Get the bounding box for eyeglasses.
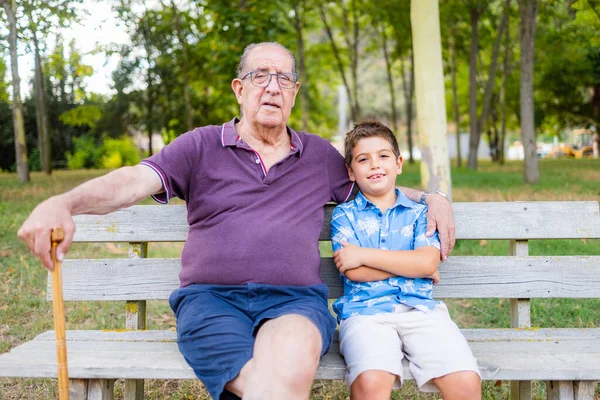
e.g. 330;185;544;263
241;71;299;89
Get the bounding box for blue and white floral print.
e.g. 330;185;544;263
332;189;441;321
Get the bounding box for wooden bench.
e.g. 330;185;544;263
1;201;599;400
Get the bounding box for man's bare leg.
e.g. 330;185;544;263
225;314;322;400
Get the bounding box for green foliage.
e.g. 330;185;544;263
66;134;141;170
66;135;103;169
59;104;101;128
101;136;141;168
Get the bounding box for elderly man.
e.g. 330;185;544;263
18;42;455;400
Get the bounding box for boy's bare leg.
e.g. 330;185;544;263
350;370;396;400
432;371;481;400
225;314;322;400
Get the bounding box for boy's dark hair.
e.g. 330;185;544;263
344;120;400;166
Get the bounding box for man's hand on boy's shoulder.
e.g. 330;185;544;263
425;193;456;262
333;242;364;273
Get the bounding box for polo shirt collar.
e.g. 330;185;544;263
221;117;304;155
355;188;414;211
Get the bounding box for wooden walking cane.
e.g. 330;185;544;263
51;227;70;400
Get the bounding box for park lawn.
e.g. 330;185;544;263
0;159;598;399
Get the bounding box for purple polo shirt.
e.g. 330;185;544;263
141;118;353;287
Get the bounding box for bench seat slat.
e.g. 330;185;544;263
2;329;600;381
49;256;600;301
71;201;600;242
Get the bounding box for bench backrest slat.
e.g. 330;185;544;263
48;256;600;301
72;201;600;242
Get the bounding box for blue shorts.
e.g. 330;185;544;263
169;283;337;400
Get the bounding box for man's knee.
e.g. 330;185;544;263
351;370;395;399
254;314;322;382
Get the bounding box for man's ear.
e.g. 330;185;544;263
291;81;301;107
346;164;356;182
231;79;243;105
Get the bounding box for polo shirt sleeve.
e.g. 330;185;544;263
139;129;199;204
330;206;361;253
327;143;354;203
413;206;441;251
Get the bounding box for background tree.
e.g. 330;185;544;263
1;0;29;183
21;0;81;174
518;0;540;183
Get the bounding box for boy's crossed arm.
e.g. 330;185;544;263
333;242;440;284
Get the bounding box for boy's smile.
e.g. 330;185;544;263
348;136;403;209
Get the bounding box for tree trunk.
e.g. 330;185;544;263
293;1;309;132
518;0;540;183
592;83;600;122
400;53;415;164
411;0;452;198
319;5;356;122
499;14;511;165
350;0;360;120
467;6;480;170
449;30;462;167
146;52;154;156
379;22;398;134
171;0;193;131
478;0;510;143
33;31;51;174
2;0;30;183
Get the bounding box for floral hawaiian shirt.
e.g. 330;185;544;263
331;189;441;321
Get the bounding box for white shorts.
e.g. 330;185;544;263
339;302;480;392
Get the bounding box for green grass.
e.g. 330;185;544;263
1;159;599;399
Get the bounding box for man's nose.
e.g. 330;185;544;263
265;75;281;93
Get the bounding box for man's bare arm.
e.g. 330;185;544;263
18;165;163;270
398;186;456;261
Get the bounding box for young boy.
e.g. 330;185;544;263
331;121;481;400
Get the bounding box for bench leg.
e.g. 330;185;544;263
511;381;532;400
70;379;89;400
87;379;115;400
546;381;597;400
546;381;575;400
574;381;597;400
124;378;144;400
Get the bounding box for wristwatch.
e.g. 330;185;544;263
420;190;447;205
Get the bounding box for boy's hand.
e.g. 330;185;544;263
427;270;441;285
425;193;456;261
333;242;364;273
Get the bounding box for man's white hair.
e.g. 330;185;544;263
237;42;297;78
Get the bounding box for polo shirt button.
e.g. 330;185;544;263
382;239;386;243
255;158;260;164
378;212;382;217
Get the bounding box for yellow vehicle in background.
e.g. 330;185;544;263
545;129;594;159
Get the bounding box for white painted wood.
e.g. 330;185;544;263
126;243;147;330
3;329;600;381
46;255;600;301
70;378;88;400
124;245;145;400
71;202;600;242
546;381;575;400
87;379;114;400
124;379;143;400
6;200;600;392
510;240;532;400
511;381;532;400
573;381;596;400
